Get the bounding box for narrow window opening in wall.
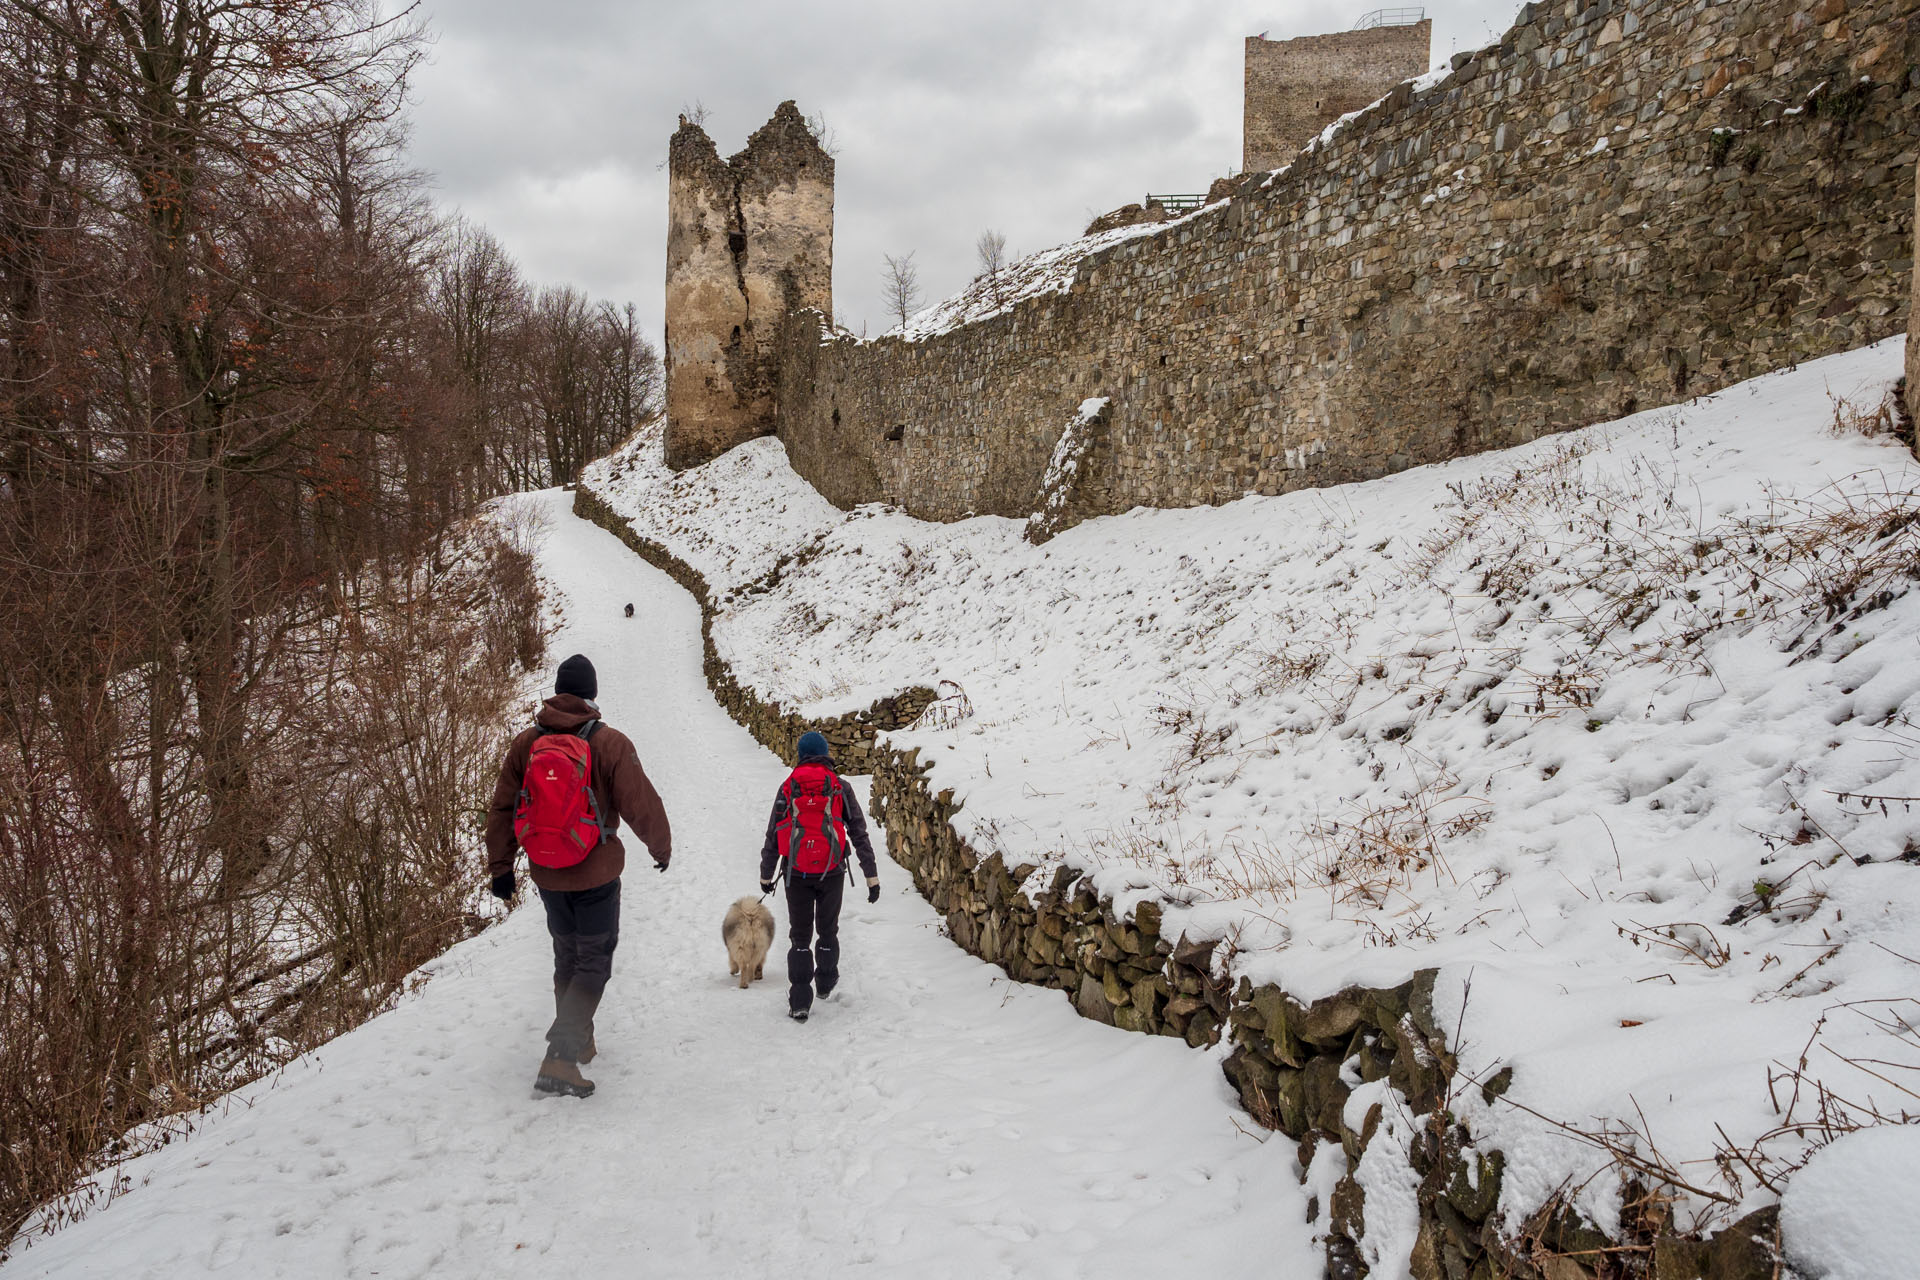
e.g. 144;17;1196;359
727;231;747;257
830;407;841;427
885;423;906;442
1159;354;1168;366
731;325;742;344
1295;317;1308;333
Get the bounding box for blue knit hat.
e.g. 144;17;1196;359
796;730;830;762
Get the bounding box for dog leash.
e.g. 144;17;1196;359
758;855;789;904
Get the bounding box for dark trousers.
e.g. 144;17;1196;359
785;872;845;1013
538;878;620;1063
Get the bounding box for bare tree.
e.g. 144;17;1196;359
0;0;586;1249
977;229;1008;277
524;287;662;485
882;251;923;330
805;108;840;157
430;220;535;490
976;229;1009;305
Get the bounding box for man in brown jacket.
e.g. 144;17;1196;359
485;654;672;1098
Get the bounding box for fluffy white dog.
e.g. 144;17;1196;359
722;897;776;989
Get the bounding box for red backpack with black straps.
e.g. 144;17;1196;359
776;763;850;875
513;722;613;869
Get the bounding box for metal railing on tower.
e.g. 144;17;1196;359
1353;7;1425;29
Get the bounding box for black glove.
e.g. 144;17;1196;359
760;879;776;895
489;871;515;901
654;858;669;874
867;883;881;904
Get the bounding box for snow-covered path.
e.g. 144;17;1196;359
11;490;1311;1280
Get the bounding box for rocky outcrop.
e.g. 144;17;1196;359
1081;201;1168;237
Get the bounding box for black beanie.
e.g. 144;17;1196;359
555;654;597;700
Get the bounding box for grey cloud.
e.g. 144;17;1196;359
409;0;1523;343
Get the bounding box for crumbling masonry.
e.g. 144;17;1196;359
663;102;832;471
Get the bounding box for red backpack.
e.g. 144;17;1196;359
776;763;850;875
513;723;612;869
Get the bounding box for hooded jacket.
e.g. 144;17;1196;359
486;694;672;892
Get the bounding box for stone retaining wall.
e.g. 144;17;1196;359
572;480;1780;1279
779;0;1919;530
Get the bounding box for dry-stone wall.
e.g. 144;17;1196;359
573;478;1785;1279
780;0;1919;528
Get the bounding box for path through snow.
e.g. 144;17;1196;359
9;490;1311;1280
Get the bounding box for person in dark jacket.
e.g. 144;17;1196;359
759;730;879;1022
486;654;672;1098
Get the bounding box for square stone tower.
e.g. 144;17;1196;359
664;102;833;471
1243;12;1432;173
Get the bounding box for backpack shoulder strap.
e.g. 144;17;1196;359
578;719;602;741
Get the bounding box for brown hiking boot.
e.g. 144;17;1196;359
534;1057;595;1098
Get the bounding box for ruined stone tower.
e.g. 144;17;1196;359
1242;13;1431;173
664;101;833;471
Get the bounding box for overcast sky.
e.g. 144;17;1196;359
407;0;1523;345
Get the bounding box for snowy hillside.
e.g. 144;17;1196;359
583;339;1920;1256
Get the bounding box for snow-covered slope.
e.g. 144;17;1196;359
583;339;1920;1253
882;215;1200;342
7;491;1312;1278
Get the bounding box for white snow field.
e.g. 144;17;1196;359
8;490;1315;1279
581;338;1920;1263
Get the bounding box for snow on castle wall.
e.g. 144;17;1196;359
664;103;833;472
776;0;1918;527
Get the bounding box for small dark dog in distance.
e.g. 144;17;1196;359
624;603;634;618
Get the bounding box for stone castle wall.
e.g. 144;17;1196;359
664;103;833;471
1244;20;1434;173
777;0;1919;528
